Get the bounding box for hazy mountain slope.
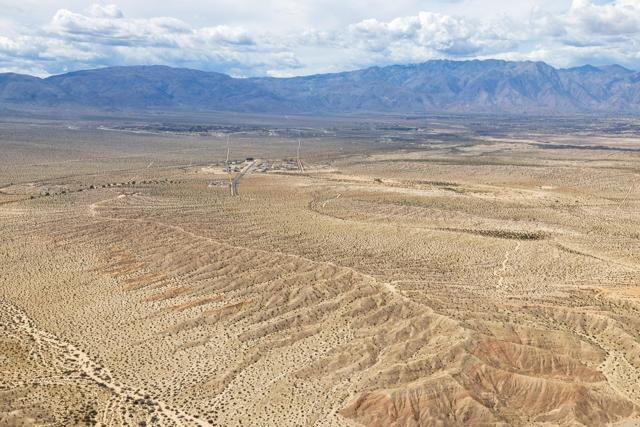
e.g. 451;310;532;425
557;65;639;110
255;60;584;113
0;73;69;105
45;65;287;111
1;60;639;113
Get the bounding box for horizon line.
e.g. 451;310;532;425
2;59;636;80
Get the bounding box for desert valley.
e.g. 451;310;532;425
1;112;640;426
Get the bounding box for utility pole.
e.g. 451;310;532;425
297;139;304;173
225;135;237;196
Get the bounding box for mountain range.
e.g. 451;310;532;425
1;60;639;114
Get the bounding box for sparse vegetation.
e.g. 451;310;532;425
1;113;640;427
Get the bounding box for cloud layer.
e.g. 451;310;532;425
0;0;639;77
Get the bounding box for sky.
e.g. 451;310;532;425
0;0;639;77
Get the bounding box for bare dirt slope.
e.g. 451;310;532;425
1;116;640;426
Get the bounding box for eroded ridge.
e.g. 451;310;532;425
16;190;635;426
3;117;640;427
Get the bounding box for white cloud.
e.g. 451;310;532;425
49;8;192;46
567;0;640;35
88;4;124;19
197;26;256;46
0;1;639;77
347;11;520;60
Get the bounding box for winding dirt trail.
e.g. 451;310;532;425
1;298;210;427
495;241;520;289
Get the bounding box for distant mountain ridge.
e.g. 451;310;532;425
1;60;639;114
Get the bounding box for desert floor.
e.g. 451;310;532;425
1;115;640;426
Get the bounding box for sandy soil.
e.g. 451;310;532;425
2;117;640;426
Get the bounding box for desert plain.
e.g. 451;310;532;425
1;113;640;427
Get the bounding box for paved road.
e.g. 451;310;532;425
231;160;256;195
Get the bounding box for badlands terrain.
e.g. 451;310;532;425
1;113;640;426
